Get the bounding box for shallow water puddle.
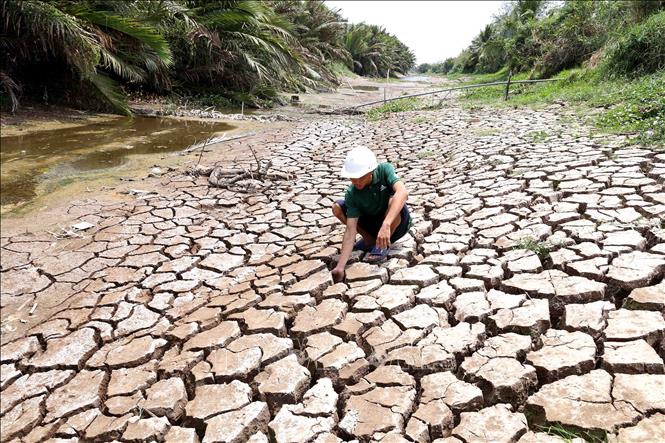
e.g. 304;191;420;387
0;116;234;206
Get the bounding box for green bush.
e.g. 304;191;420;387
600;11;665;77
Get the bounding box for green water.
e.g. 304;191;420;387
0;116;234;206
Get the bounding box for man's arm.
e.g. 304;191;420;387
376;181;408;249
332;217;358;282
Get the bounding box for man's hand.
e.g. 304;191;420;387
331;266;345;283
376;222;391;250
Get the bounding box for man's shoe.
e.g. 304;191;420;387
353;239;373;252
365;246;389;261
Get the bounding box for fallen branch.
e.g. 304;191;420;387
182;132;256;154
206;150;291;192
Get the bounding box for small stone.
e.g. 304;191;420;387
353;284;417;314
562;301;615;337
612;413;665;443
416;281;456;308
390;265;439;287
0;395;44;442
26;328;98;370
612;373;665;413
392;304;442;330
501;270;605;303
203;402;270;443
165;426;201;443
226;333;293;366
453;404;528;443
107;362;157;396
604;309;665;345
606;251;665;289
453;291;491;323
286;270;332;297
139;377;188;421
420;371;483;412
292;299;347;337
345;262;389;283
84;413;132;440
255;354;311;408
122;416;171;442
488;299;550;336
601;340;664;374
183;321;241;351
186;381;252;422
526;329;597;383
623;280;665;312
45;370;104;422
526;370;640;433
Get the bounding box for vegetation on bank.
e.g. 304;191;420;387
407;1;664;147
418;1;664;78
0;0;415;115
459;69;665;146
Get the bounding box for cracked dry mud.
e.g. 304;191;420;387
2;102;665;443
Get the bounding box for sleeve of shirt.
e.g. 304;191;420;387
344;189;361;218
383;163;400;187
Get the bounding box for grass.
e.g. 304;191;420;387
538;424;608;443
473;128;500;137
416;149;435;159
523;130;550;143
451;68;665;147
365;98;421;121
514;236;552;261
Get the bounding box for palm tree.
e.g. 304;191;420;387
343;23;413;77
1;0;173;114
273;0;350;86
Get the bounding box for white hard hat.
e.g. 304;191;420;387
340;146;378;178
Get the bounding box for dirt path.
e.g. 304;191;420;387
1;100;664;442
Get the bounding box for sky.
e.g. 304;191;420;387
325;1;505;64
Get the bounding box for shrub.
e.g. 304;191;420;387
600;11;665;77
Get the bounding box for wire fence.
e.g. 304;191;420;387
347;74;562;113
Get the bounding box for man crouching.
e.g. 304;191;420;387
331;146;411;283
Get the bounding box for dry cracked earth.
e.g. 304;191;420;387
1;103;665;443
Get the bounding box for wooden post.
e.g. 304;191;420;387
504;70;513;101
241;102;244;115
384;69;390;104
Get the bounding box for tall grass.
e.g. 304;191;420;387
365;98;421;121
456;69;665;147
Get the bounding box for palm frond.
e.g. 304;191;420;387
89;71;131;115
68;7;173;65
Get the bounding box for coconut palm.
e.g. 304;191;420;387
343;23;413;77
1;0;173;114
272;0;350;86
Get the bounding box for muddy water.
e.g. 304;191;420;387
0;116;234;207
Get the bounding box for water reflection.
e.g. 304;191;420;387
0;116;234;206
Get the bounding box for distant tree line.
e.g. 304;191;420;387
0;0;415;114
417;0;665;78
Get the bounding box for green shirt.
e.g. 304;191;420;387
345;162;400;218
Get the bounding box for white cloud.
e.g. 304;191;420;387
326;1;505;64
